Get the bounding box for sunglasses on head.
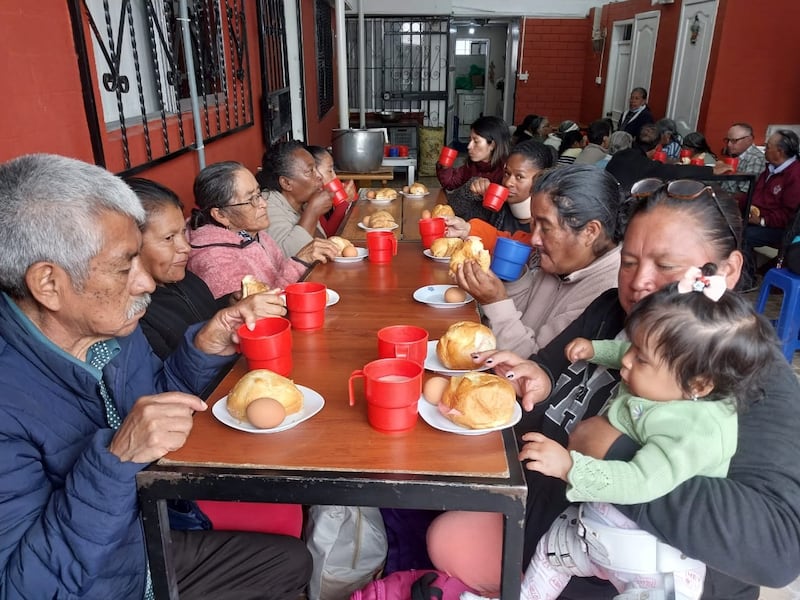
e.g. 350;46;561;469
630;178;739;249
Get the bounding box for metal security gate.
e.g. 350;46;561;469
345;17;449;127
257;0;292;145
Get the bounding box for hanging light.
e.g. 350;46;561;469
468;27;475;35
690;15;701;45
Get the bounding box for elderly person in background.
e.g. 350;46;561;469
187;161;330;299
259;140;341;257
618;87;654;138
129;178;286;359
596;130;632;169
452;165;623;358
575;119;611;165
722;122;766;195
607;123;731;194
0;154;312;599
740;129;800;290
655;117;682;160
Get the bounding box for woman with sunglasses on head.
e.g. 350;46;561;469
187;161;333;299
427;178;800;600
258;140;341;258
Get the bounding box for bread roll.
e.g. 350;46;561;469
365;210;396;228
449;236;490;276
375;187;398;200
436;321;496;370
431;204;455;218
328;236;353;255
227;370;304;421
241;275;269;298
430;237;463;258
408;182;428;195
440;372;516;429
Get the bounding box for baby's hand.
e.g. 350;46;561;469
564;337;594;363
519;432;572;480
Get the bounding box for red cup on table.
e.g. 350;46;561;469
236;317;293;376
418;217;446;249
377;325;429;366
398;145;409;157
482;183;510;212
366;231;398;263
284;282;327;331
324;178;349;206
679;148;693;160
348;358;423;434
722;156;739;172
438;147;458;168
384;145;391;157
690;157;705;166
653;150;667;163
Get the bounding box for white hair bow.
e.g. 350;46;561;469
676;266;726;301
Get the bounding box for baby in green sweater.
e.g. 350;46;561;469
516;264;782;600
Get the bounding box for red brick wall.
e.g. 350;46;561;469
514;18;592;129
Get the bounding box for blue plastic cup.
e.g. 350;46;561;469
491;237;533;281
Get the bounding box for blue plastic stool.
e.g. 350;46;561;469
755;267;800;361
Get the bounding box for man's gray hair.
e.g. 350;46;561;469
0;154;145;298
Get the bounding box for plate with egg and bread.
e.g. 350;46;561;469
423;322;495;376
413;284;473;308
212;370;325;434
362;187;399;205
329;236;368;263
400;182;430;199
418;370;522;435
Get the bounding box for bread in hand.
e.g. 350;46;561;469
226;369;303;421
436;321;496;370
448;236;490;276
242;275;270;297
439;371;516;429
328;236;353;255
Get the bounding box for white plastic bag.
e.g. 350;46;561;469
305;505;388;600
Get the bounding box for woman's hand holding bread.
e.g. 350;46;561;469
473;350;552;412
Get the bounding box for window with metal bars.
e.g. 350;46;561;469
315;0;334;118
73;0;253;174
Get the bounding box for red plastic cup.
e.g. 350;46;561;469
324;178;349;206
653;150;667;163
377;325;429;366
398;145;409;157
679;148;693;160
690;157;705;166
438;147;458;168
284;282;327;331
418;217;446;249
349;358;423;433
482;183;510;212
384;145;391;157
236;317;293;376
722;156;739;172
367;231;398;263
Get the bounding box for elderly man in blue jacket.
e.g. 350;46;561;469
0;154;312;599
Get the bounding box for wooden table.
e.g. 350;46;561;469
137;228;526;600
340;187;450;242
337;168;394;188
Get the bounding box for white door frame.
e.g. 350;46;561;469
666;0;719;130
602;19;633;121
628;10;660;95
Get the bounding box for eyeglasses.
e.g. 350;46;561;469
630;178;739;248
225;190;266;209
723;135;751;145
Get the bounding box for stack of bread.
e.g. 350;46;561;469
436;321;496;370
439;372;516;429
362;210;396;229
366;188;398;201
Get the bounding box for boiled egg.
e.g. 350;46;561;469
423;376;449;405
443;286;467;303
421;209;432;220
341;245;359;258
245;397;286;429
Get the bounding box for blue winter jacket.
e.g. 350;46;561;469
0;294;233;599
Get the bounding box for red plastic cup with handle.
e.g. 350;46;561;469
438;147;458;168
324;178;349;206
482;183;510;212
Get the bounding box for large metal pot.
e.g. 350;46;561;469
331;128;385;173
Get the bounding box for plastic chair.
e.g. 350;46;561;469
755;267;800;361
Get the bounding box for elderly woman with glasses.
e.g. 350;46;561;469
427;178;800;599
258;140;341;258
187;161;331;299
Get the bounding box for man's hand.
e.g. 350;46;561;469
109;393;206;463
468;177;492;196
564;337;594;363
296;238;339;263
453;261;507;304
518;432;572;480
473;349;552;411
712;161;734;175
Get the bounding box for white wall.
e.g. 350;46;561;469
350;0;607;17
